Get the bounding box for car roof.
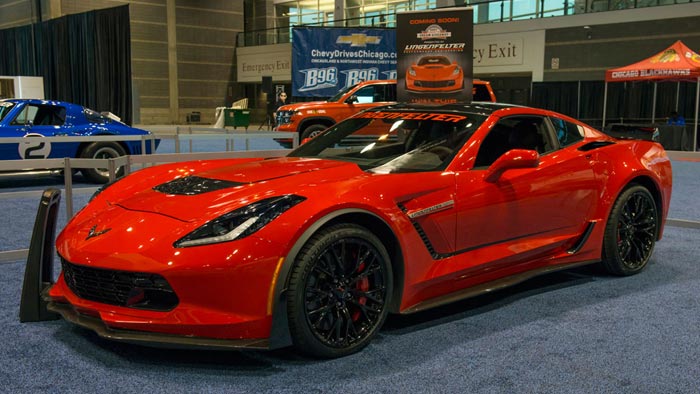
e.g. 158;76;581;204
0;98;83;109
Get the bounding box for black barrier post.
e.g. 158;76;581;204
19;188;62;322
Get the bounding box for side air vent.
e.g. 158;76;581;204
578;141;615;152
153;176;245;195
398;203;442;260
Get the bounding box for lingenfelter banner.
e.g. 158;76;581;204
396;8;473;104
292;27;397;97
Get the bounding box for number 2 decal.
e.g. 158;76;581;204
18;133;52;159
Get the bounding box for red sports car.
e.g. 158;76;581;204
406;55;464;92
46;103;672;358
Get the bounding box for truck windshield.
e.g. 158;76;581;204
288;110;486;173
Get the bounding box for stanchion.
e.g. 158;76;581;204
19;188;62;323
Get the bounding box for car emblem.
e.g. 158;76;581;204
86;225;111;240
407;200;455;219
336;34;381;47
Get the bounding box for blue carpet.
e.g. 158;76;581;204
668;160;700;222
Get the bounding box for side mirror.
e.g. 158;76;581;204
346;95;358;104
484;149;539;183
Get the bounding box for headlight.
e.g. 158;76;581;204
452;66;460;75
174;194;306;247
408;68;416;76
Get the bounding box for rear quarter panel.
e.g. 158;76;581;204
588;140;672;239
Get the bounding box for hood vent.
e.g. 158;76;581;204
153;176;245;195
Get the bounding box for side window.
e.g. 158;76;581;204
354;86;375;103
473;84;491;101
549;117;584;147
373;84;395;102
33;105;66;126
474;116;551;168
11;105;38;125
386;84;397;101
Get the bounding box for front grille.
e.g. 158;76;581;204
415;80;455;88
61;258;179;311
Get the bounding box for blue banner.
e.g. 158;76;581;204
292;27;397;97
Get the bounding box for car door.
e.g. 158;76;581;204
0;102;41;160
450;114;598;275
3;103;71;160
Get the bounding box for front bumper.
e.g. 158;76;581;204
406;77;462;92
46;299;270;350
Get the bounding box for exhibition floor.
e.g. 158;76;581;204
1;159;698;393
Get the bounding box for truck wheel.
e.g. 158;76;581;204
301;124;328;140
80;142;127;183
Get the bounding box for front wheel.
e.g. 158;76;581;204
601;184;658;276
287;223;393;358
300;124;327;140
80;142;127;183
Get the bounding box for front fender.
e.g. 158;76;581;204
267;208;395;349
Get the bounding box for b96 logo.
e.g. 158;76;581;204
343;68;379;87
299;67;338;91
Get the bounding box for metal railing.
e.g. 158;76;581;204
0;130;299;217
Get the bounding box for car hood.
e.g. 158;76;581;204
277;101;331;112
114;157;364;222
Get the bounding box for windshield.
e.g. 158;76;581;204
0;102;15;122
288;109;487;173
418;56;451;66
328;83;358;102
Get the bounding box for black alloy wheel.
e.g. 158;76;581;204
602;184;658;276
287;223;392;358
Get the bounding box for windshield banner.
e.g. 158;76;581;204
396;8;474;104
292;27;397;97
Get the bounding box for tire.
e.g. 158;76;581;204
601;184;658;276
80;142;127;184
287;223;393;358
301;124;328;140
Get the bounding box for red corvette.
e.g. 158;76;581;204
406;55;464;92
47;103;672;358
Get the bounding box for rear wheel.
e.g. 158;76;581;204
287;223;393;358
601;184;658;276
301;124;327;140
80;142;127;184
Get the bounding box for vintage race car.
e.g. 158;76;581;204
405;55;464;92
46;103;672;358
0;99;158;183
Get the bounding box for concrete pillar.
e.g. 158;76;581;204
167;0;178;124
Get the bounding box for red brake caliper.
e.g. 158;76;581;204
352;261;369;322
